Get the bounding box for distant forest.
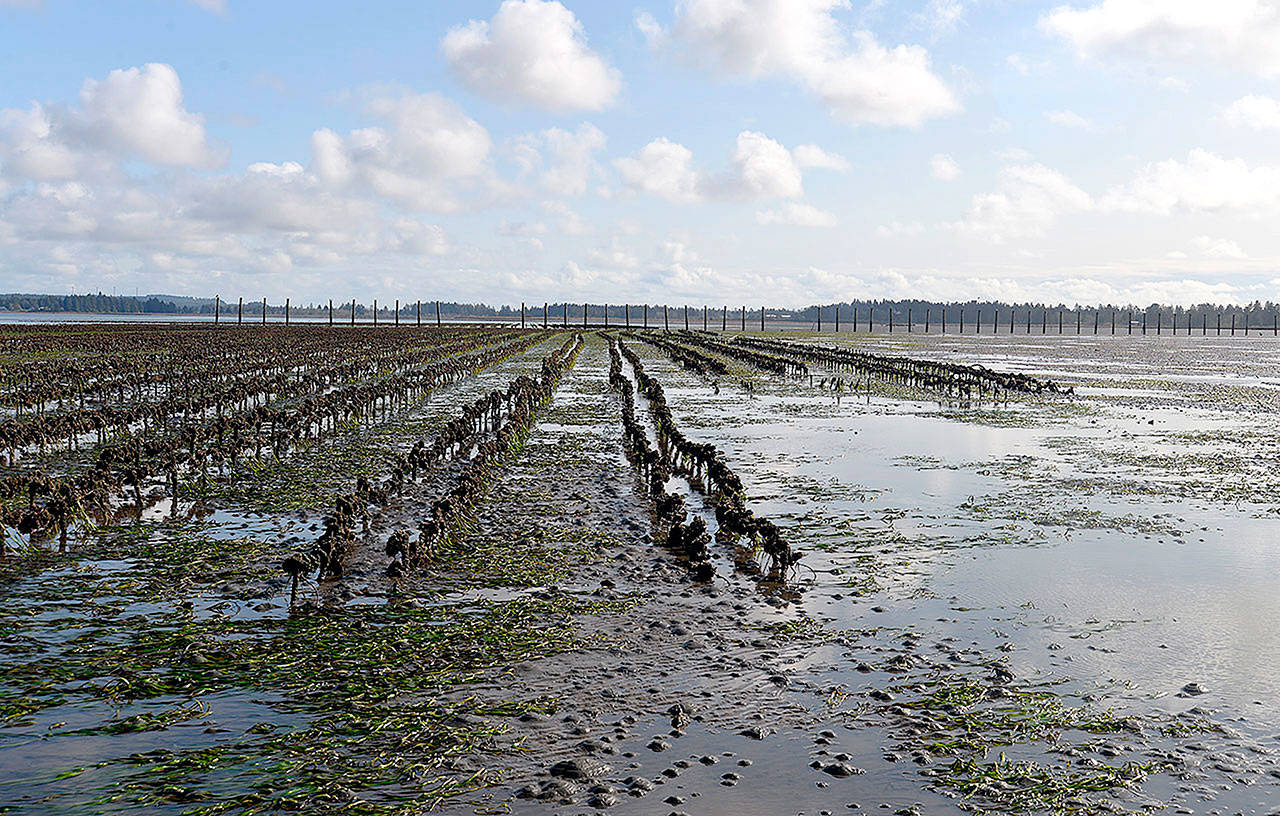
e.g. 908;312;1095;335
4;292;1280;328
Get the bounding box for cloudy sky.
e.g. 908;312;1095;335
3;0;1280;307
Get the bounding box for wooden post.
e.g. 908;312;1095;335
817;306;822;333
285;297;290;325
1026;309;1031;334
437;300;442;327
1076;309;1080;334
1094;310;1098;334
563;302;568;328
373;299;377;326
869;307;874;334
760;306;765;331
1111;310;1115;335
907;307;912;333
394;299;399;326
722;306;727;331
1042;309;1047;334
328;299;333;326
925;307;930;333
262;297;267;324
835;305;840;332
644;303;648;328
704;305;708;331
625;304;630;328
942;308;946;334
958;309;963;334
741;306;746;331
684;304;689;331
1217;312;1221;335
1232;313;1236;335
544;302;548;329
417;301;421;326
604;303;608;327
352;299;356;325
521;302;525;329
889;308;894;333
583;302;587;328
238;297;242;324
1142;311;1147;334
663;304;669;331
1156;312;1161;335
1010;309;1014;334
1058;310;1063;334
214;295;220;325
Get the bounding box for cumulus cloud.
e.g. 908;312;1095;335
0;63;220;177
0;68;468;289
792;143;850;170
718;131;803;198
953;163;1092;241
75;64;221;168
512;123;607;196
664;0;959;127
615;131;812;203
310;92;493;212
930;153;960;180
1041;0;1280;77
1193;235;1247;259
756;202;838;227
613;137;701;202
1101;149;1280;214
1223;94;1280;129
442;0;622;112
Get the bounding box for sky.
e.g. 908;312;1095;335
2;0;1280;308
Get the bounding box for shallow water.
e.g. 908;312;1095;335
635;335;1280;735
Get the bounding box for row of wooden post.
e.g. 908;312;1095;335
208;297;1280;337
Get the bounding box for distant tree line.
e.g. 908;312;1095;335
0;293;194;314
3;293;1280;328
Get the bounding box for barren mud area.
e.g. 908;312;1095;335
2;324;1278;815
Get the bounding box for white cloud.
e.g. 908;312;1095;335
930;153;961;180
77;64;221;168
793;143;850;171
635;10;665;47
1101;149;1280;215
541;200;589;234
0;64;220;177
920;0;968;37
1193;235;1247;258
756;202;838;227
667;0;959;127
1006;54;1031;74
953;163;1092;241
587;241;641;268
513;123;606;196
1042;0;1280;77
188;0;227;13
311;92;493;212
719;130;803;199
1223;94;1280;129
1045;109;1094;129
614;137;701;202
615;130;806;202
442;0;622;112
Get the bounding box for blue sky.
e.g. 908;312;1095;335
2;0;1280;307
